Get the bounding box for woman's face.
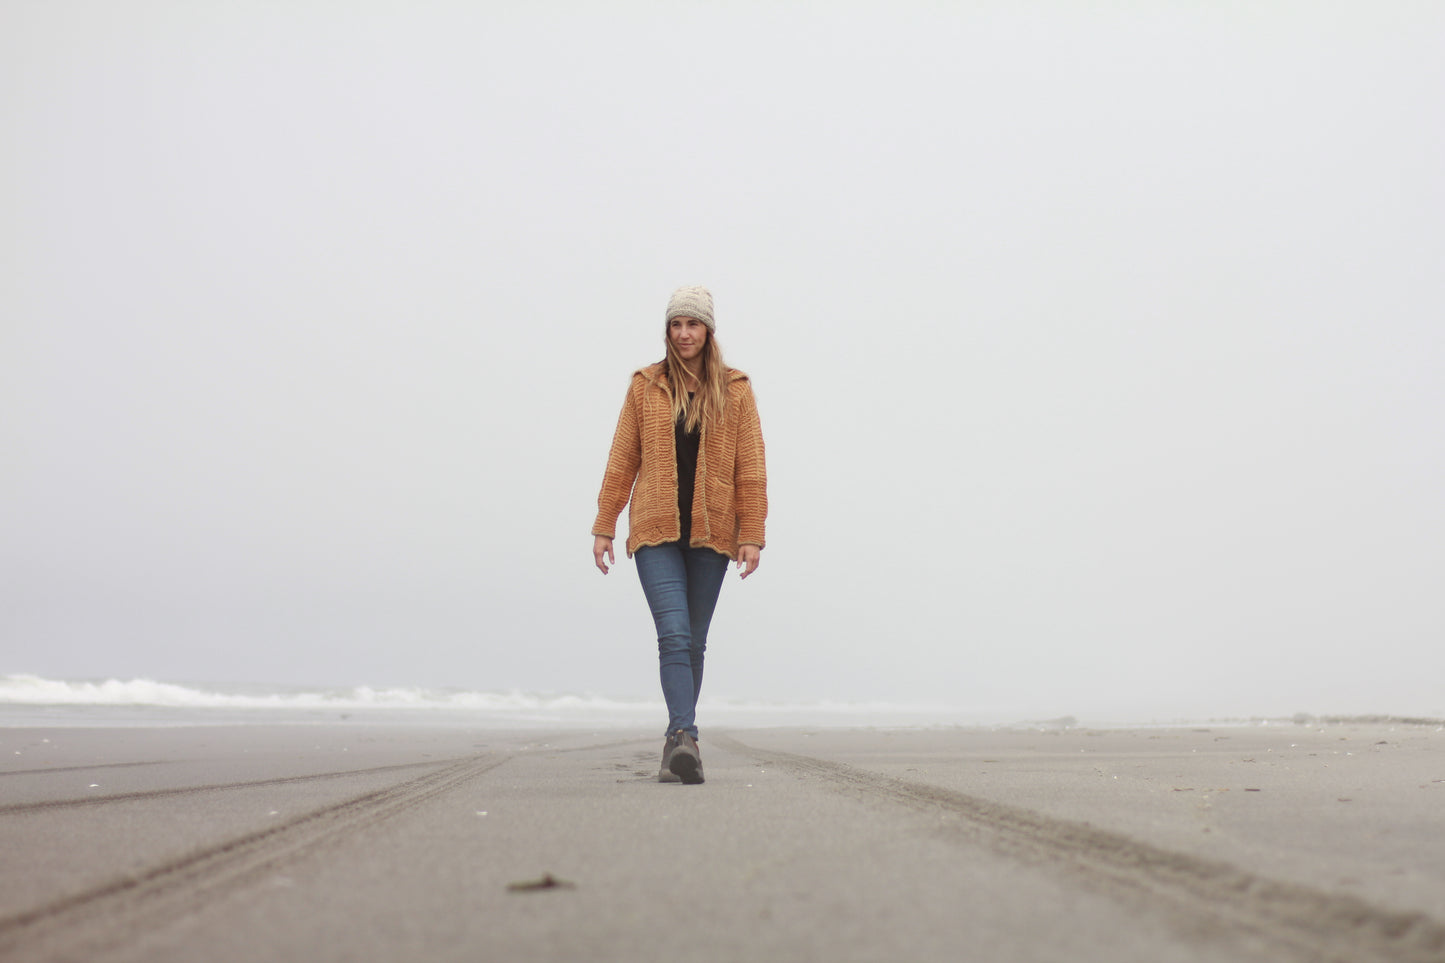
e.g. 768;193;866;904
668;316;708;363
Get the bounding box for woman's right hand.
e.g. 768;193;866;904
593;535;615;574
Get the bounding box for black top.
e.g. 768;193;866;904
675;392;700;545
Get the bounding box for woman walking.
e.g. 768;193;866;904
592;285;768;785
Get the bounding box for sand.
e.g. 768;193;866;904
1;721;1443;962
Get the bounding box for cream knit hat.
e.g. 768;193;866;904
665;285;715;332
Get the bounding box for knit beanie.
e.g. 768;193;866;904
665;285;715;332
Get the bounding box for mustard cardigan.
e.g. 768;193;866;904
593;363;767;559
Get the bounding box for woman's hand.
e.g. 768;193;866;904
737;544;761;580
593;535;615;574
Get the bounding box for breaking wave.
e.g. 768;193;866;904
0;674;654;712
0;674;991;728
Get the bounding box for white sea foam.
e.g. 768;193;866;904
0;674;652;713
0;674;1004;729
8;675;1346;730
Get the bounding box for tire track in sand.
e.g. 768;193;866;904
712;734;1445;963
0;757;471;816
0;753;509;961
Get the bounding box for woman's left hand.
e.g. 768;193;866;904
737;544;761;580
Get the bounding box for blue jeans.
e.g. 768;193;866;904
634;541;730;740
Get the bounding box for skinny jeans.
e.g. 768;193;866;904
634;541;729;740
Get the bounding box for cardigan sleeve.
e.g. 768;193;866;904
592;377;643;539
733;382;768;548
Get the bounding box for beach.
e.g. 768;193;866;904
2;721;1443;962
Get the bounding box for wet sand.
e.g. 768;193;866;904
1;721;1443;962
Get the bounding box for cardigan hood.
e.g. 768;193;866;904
633;362;750;389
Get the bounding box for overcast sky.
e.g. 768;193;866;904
4;1;1442;721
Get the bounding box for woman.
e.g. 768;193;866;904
592;285;768;785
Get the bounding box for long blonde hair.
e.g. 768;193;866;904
664;324;727;433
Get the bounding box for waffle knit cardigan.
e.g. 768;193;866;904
593;363;767;560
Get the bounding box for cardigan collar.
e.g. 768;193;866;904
636;361;749;389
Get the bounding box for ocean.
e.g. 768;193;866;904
0;674;1017;730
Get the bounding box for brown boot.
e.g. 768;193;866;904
658;733;682;783
667;730;704;785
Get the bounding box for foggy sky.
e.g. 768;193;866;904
5;1;1443;721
